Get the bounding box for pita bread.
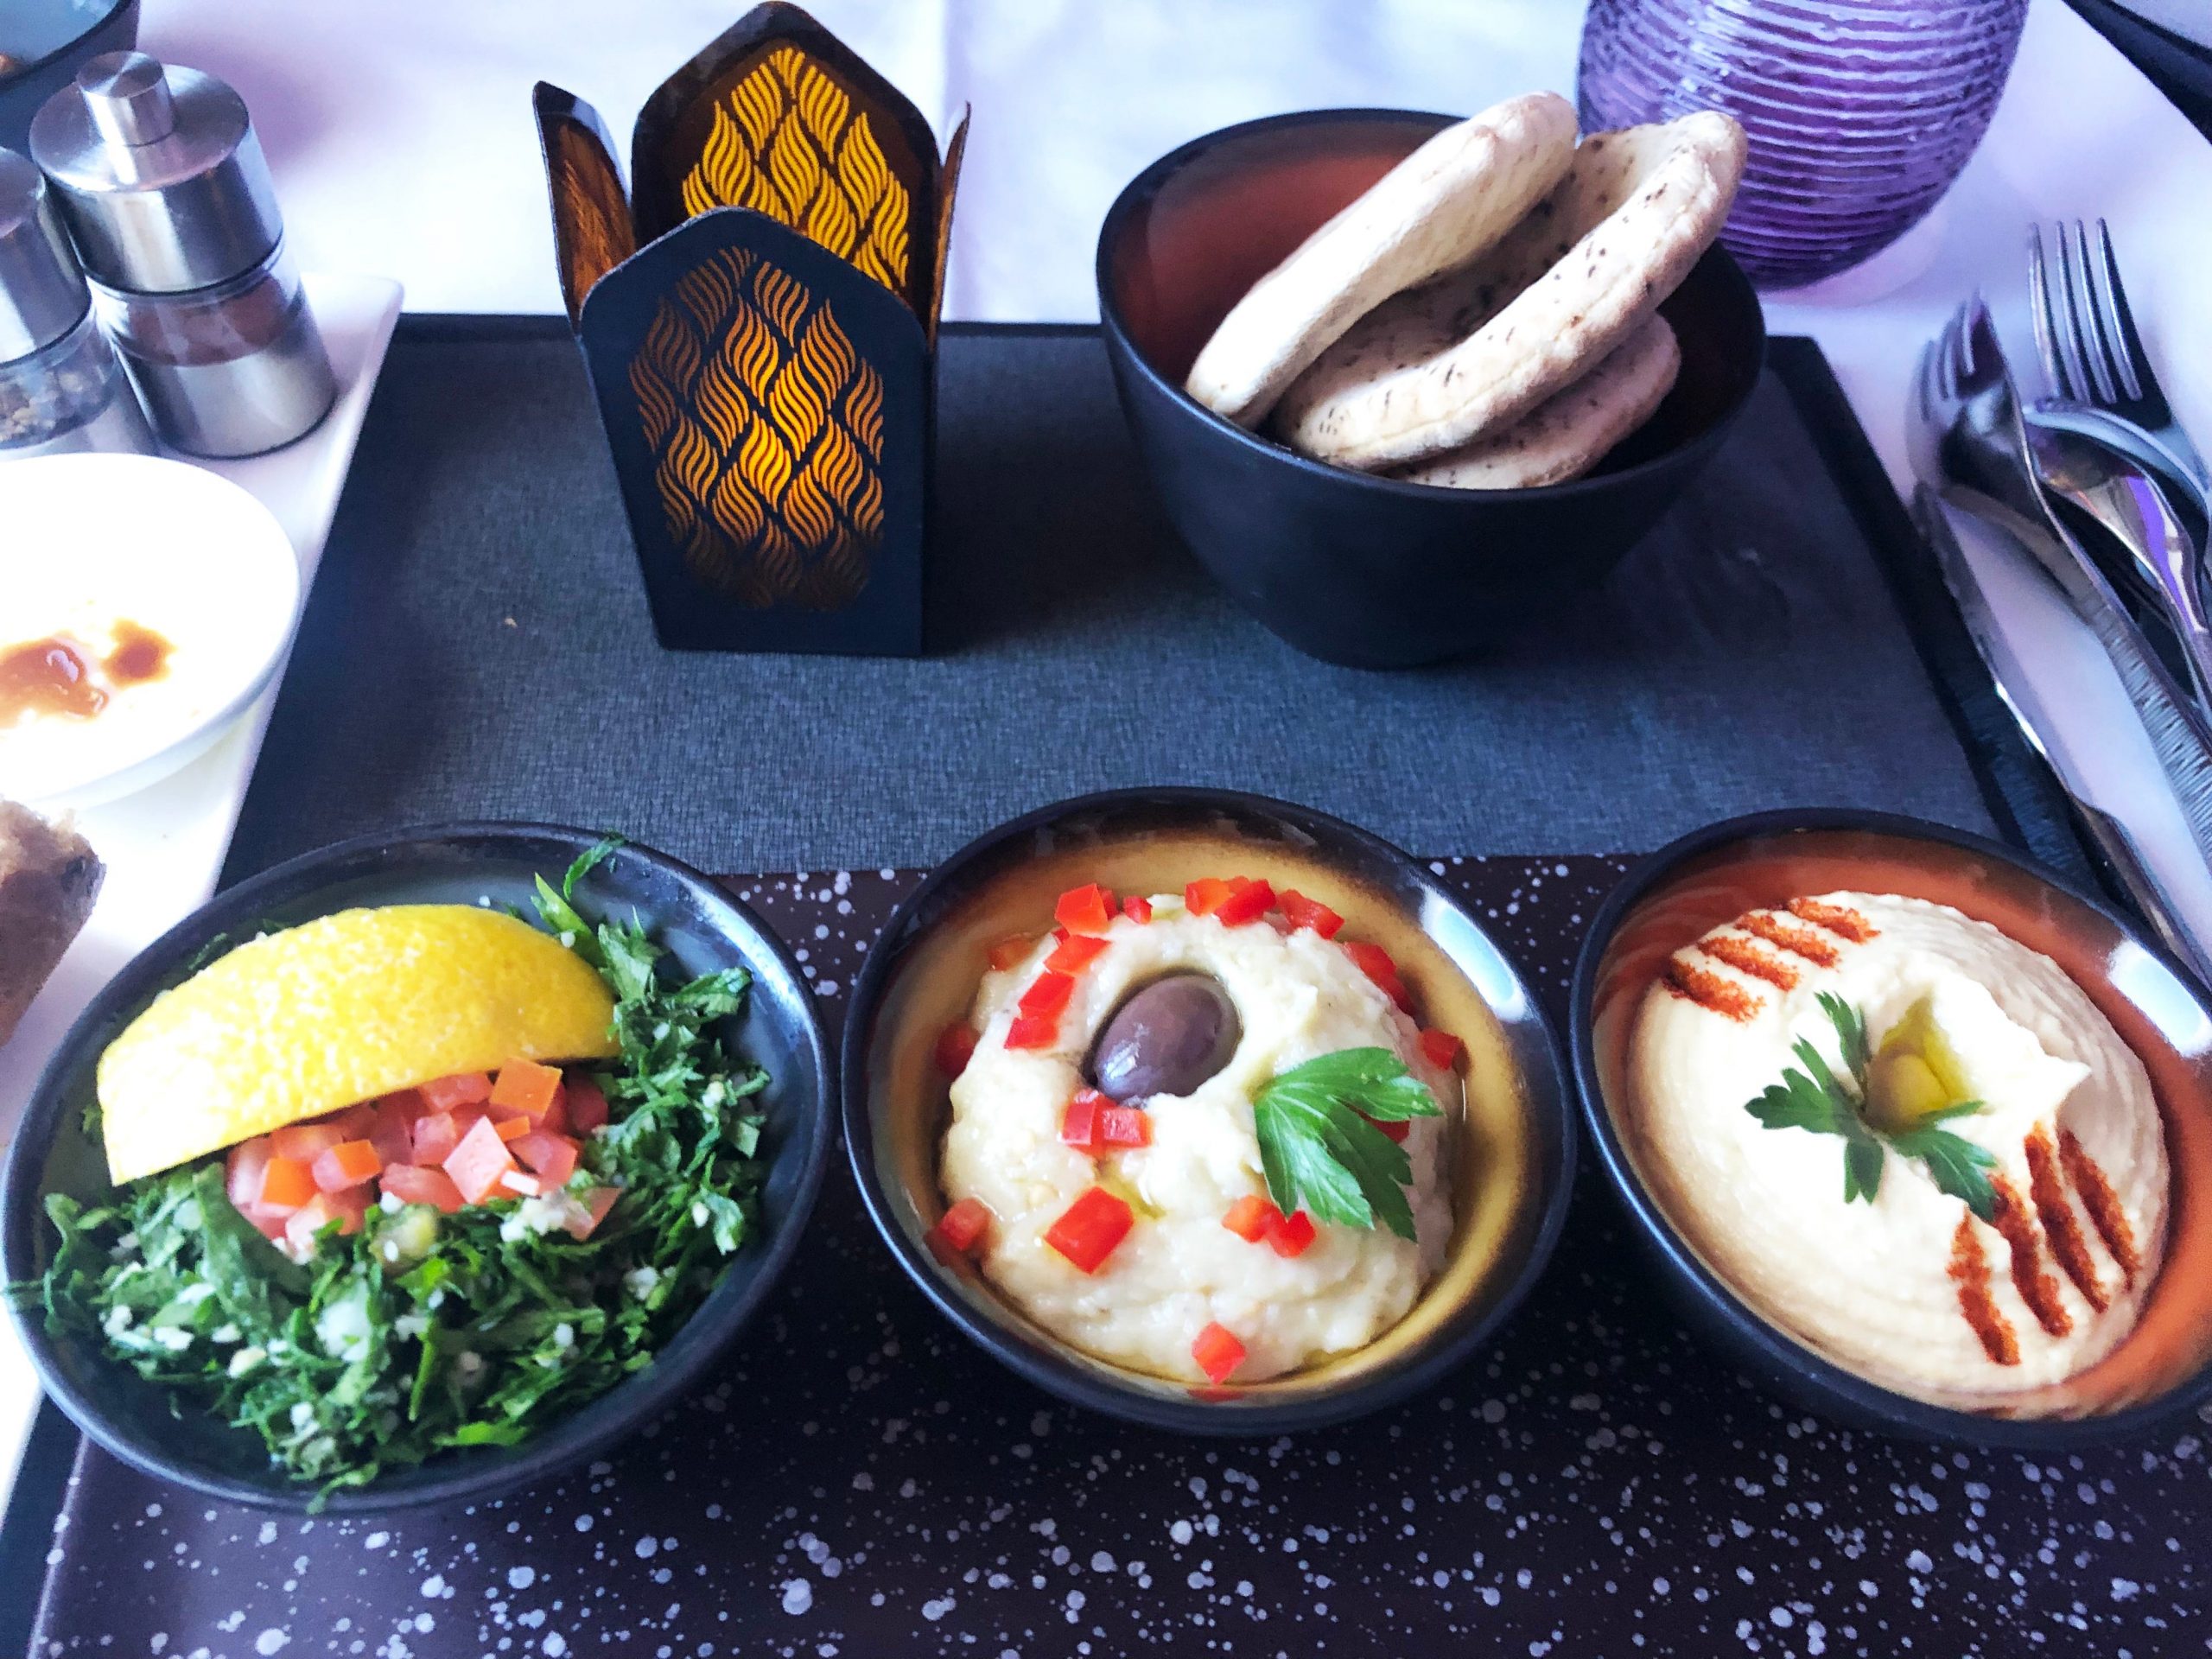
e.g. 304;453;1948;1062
1182;92;1577;429
1272;111;1745;471
1395;313;1680;490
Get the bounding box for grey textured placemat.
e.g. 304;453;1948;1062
224;321;1992;883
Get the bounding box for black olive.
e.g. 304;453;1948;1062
1089;973;1242;1103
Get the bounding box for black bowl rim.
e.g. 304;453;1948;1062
1;820;836;1512
1567;804;2212;1449
0;0;137;86
839;785;1578;1434
1092;104;1769;505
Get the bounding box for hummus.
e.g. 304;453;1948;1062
941;893;1455;1383
1629;891;2168;1409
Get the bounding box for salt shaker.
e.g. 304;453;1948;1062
29;51;335;457
0;146;150;459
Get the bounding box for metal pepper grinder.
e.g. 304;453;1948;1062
29;51;336;457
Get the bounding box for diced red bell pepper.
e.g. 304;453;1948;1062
1004;1011;1060;1050
1059;1087;1103;1151
1122;894;1153;924
1211;878;1276;926
1419;1028;1465;1071
1361;1111;1412;1145
1044;931;1109;974
1097;1105;1151;1148
1044;1185;1134;1273
512;1130;580;1188
1277;889;1344;939
491;1058;563;1119
926;1195;994;1263
226;1137;273;1213
1266;1209;1317;1259
1184;877;1234;917
419;1071;493;1111
1054;883;1116;934
378;1163;465;1215
283;1190;365;1255
443;1114;520;1205
935;1020;979;1077
563;1185;621;1241
1342;940;1414;1011
257;1154;317;1211
1223;1194;1281;1242
311;1139;383;1193
565;1076;610;1134
1192;1322;1247;1384
270;1121;345;1163
988;934;1036;972
1017;970;1076;1019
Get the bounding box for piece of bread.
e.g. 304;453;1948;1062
1394;313;1680;490
1273;111;1745;471
0;802;103;1047
1182;92;1578;429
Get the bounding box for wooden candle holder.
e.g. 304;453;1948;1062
535;3;966;654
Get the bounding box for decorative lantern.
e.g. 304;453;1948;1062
535;3;966;654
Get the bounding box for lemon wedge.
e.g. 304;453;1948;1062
99;905;619;1183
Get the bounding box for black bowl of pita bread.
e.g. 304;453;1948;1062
1096;98;1764;669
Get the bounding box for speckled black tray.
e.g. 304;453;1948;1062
24;855;2212;1656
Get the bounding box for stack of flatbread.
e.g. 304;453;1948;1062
1185;94;1747;490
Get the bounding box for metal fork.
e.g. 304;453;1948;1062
2029;219;2210;493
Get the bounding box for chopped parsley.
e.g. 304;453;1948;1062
23;839;768;1498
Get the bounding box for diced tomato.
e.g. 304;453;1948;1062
410;1110;461;1167
563;1185;621;1241
270;1121;345;1162
1266;1209;1317;1259
257;1154;317;1211
1222;1194;1281;1242
442;1114;520;1205
1053;883;1115;934
926;1195;995;1264
1192;1321;1247;1384
1419;1028;1466;1071
378;1163;464;1215
1184;877;1234;917
328;1103;378;1141
566;1076;610;1134
1059;1088;1103;1152
935;1021;979;1077
1211;878;1276;926
512;1130;580;1187
311;1139;383;1193
490;1058;563;1119
1004;1010;1059;1050
1122;894;1153;924
1044;931;1109;974
420;1071;493;1111
366;1098;416;1167
1362;1112;1412;1145
536;1093;570;1136
226;1137;273;1212
1277;889;1344;939
247;1209;289;1243
494;1115;531;1142
1044;1185;1134;1273
1017;970;1076;1019
283;1191;365;1255
1343;940;1414;1010
1097;1105;1151;1148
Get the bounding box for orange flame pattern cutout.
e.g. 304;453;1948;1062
630;245;884;609
679;46;911;301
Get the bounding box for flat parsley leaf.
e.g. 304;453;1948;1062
1738;995;1997;1220
1251;1047;1442;1242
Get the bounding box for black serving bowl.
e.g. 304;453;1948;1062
1096;108;1766;669
1570;808;2212;1448
842;787;1573;1433
1;823;834;1511
0;0;138;154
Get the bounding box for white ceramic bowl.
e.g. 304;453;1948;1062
0;453;300;807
